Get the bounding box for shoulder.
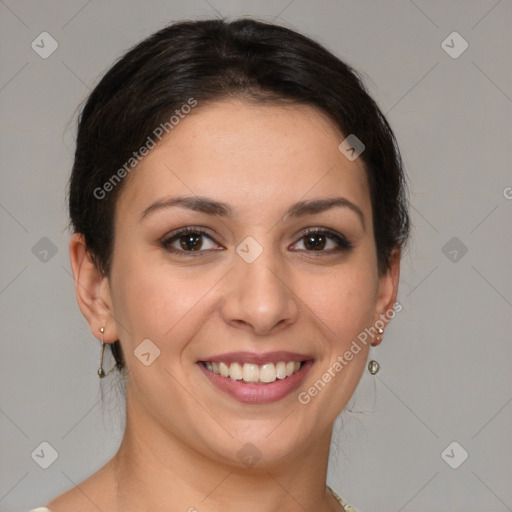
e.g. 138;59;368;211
33;487;93;512
35;459;118;512
327;485;360;512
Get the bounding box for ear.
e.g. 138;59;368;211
372;247;401;347
69;233;119;343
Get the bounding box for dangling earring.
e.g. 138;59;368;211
97;327;117;378
368;327;384;375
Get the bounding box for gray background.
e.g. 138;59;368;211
1;1;511;511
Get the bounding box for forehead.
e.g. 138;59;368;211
116;99;371;221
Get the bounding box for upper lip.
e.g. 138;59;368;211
198;351;314;365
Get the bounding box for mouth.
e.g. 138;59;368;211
200;360;304;384
197;352;314;404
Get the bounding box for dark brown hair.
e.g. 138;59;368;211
68;17;411;371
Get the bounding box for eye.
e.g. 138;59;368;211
160;226;353;257
160;227;222;256
291;228;354;253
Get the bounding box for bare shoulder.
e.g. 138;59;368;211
44;461;117;512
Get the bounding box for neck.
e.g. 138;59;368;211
109;396;342;511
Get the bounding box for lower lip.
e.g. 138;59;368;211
198;360;314;404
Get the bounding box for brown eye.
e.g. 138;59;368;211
178;232;203;251
161;227;221;256
304;233;327;251
292;228;353;253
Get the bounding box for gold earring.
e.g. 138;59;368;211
368;327;384;375
97;327;117;378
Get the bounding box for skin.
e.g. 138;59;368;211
54;99;400;512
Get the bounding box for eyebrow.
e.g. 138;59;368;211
140;195;365;230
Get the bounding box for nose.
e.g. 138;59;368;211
220;246;300;336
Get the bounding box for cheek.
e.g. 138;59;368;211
109;251;219;347
304;259;378;345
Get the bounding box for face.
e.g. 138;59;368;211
78;99;398;469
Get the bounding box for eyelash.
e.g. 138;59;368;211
160;226;354;257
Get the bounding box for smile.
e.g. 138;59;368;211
197;351;314;404
201;360;303;384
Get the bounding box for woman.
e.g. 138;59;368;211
31;17;410;512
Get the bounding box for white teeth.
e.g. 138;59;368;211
218;361;230;377
259;363;276;383
203;360;303;384
229;362;243;380
242;363;259;383
275;361;287;379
